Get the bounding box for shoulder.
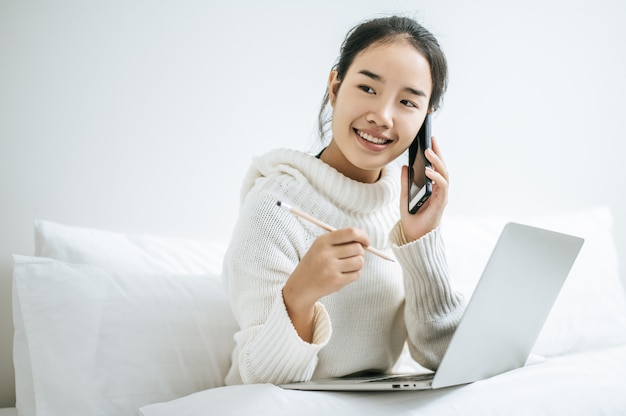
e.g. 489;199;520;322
239;148;318;200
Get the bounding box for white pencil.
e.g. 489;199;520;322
277;201;395;262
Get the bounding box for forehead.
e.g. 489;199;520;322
348;39;432;92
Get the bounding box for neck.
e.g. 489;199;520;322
319;142;382;183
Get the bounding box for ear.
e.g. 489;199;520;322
328;70;341;107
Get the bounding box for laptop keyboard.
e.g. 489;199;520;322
368;374;434;383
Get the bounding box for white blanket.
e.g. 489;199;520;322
13;213;626;416
140;344;626;416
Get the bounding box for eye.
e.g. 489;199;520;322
359;85;375;94
400;99;418;108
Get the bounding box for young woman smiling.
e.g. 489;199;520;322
222;15;465;385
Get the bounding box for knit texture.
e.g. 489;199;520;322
223;148;465;385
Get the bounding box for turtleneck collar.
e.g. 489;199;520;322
241;148;401;214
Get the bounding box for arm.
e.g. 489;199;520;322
283;225;370;342
223;194;331;384
224;193;370;384
390;224;465;369
392;136;465;369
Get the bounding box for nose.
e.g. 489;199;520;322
366;99;393;129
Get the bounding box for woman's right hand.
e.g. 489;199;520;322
282;227;370;342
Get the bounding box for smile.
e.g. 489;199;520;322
355;129;391;145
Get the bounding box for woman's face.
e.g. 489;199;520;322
324;39;433;183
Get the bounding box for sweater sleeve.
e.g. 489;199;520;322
389;222;466;370
223;193;332;385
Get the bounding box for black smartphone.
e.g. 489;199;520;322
407;113;432;214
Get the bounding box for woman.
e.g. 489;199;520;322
222;15;465;385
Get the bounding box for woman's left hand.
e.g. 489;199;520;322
400;136;449;242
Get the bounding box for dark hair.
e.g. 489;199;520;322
317;15;448;143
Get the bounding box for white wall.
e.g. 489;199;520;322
1;0;624;407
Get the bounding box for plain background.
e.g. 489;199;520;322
1;0;624;408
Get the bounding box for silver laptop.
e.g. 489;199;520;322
280;222;584;391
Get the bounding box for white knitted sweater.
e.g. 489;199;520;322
223;148;465;385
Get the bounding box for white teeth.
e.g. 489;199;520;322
357;130;388;145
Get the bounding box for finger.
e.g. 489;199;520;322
332;241;365;260
329;227;371;249
430;136;445;162
338;255;365;275
339;269;362;284
425;166;449;198
425;148;449;182
425;149;448;180
425;165;448;187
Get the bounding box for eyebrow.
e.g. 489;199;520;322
358;69;427;98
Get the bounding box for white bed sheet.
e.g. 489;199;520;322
140;344;626;416
0;409;16;416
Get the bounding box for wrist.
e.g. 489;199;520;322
282;281;316;343
400;222;430;244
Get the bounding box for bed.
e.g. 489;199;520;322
6;206;626;415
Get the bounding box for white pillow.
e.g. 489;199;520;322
13;221;231;416
443;206;626;356
12;255;238;416
34;220;226;275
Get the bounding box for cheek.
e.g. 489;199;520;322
332;96;360;129
399;123;420;148
334;86;371;116
400;128;416;145
402;112;430;143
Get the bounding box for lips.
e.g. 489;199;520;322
355;129;391;145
